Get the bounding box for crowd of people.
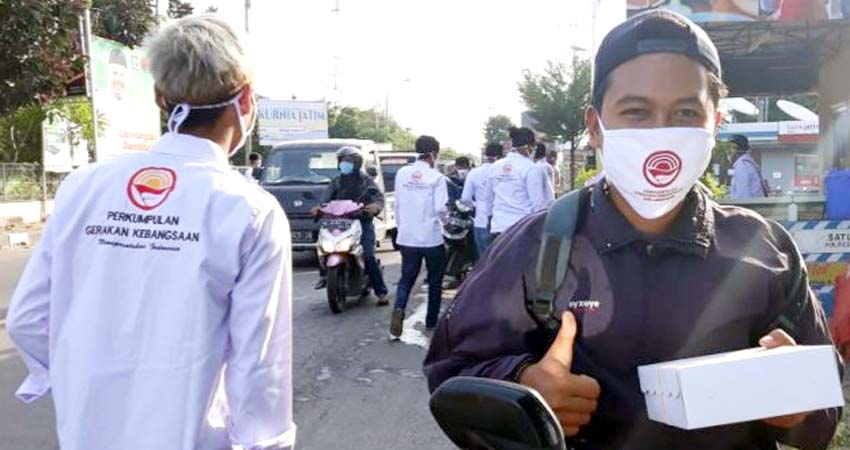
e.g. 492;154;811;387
5;9;844;450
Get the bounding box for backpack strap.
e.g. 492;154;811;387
526;188;590;337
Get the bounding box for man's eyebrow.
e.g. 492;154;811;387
673;96;707;106
613;95;652;106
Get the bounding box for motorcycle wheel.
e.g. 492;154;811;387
327;266;346;314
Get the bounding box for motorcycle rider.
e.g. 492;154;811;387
312;146;389;306
461;142;503;255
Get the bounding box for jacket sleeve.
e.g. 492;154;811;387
481;170;495;219
434;176;449;221
460;171;475;208
324;179;339;203
757;221;843;450
528;164;554;212
225;203;296;450
423;213;548;392
364;176;385;211
748;166;765;198
6;216;57;403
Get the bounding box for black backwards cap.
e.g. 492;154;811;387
592;9;722;110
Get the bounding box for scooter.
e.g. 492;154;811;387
316;200;372;314
443;200;478;287
431;376;566;450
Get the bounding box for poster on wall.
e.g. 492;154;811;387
626;0;838;23
91;36;161;160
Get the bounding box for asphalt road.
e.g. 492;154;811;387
0;245;455;450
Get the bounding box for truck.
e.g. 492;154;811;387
259;139;397;253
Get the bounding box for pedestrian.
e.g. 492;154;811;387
424;10;840;449
6;16;296;450
312;146;390;306
447;156;471;202
534;142;556;194
390;135;449;338
729;134;769;199
482;127;554;240
546;149;562;195
244;151;263;181
461;142;503;255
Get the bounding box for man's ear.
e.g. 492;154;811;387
239;84;254;115
586;107;601;151
154;88;169;112
713;110;723;135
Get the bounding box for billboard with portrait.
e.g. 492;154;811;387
627;0;844;23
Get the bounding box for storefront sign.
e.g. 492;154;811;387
258;100;329;145
779;121;819;143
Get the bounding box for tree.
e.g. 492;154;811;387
518;57;591;189
482;115;515;147
91;0;157;48
327;105;417;151
0;0;88;116
168;0;194;19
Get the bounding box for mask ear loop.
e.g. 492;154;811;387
166;91;246;134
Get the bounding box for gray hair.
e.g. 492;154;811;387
145;15;253;105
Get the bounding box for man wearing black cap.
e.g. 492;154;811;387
730;134;769;199
425;9;840;450
482;127;554;239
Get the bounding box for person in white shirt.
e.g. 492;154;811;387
546;149;562;195
461;142;503;255
483;127;554;238
243;151;262;182
6;16;296;450
390;135;449;338
534;142;556;193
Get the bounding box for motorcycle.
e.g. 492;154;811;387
443;200;478;287
316;200;373;314
431;376;566;450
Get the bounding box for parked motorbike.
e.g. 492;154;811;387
431;376;566;450
317;200;373;314
443;200;478;287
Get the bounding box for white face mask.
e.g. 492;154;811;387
167;89;256;157
599;120;714;219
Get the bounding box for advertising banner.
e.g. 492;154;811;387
91;36;160;159
258;100;329;145
627;0;839;23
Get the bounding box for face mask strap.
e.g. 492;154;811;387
166;91;246;134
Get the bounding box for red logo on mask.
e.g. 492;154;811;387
643;151;682;188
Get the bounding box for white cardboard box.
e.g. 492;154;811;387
638;345;843;430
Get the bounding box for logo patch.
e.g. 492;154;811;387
412;171;423;181
502;164;513;175
643;150;682;188
127;167;177;211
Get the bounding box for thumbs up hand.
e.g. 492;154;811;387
519;311;601;437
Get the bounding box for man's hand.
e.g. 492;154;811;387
364;203;380;215
759;329;810;429
519;311;600;437
310;206;321;217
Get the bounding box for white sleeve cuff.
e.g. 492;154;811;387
15;373;51;404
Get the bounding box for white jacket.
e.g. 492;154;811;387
7;133;296;450
460;162;493;229
394;160;448;248
483;152;554;234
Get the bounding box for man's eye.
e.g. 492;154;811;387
622;108;648;118
675;109;702;119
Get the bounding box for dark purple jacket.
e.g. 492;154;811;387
424;183;842;450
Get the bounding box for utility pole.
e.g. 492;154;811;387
243;0;253;166
82;8;100;162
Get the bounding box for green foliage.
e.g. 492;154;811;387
0;0;88;115
92;0;156;48
168;0;194;19
518;57;591;147
483;115;515;148
0;104;47;163
575;167;601;189
700;171;728;200
327;105;417;151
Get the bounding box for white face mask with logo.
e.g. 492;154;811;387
167;89;256;157
599;120;714;220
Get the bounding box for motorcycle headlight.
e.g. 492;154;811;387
334;236;354;253
320;241;336;253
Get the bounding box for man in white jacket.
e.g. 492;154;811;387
6;16;296;450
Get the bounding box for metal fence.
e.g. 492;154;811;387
0;164;67;202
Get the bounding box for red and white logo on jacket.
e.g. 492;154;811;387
127;167;177;211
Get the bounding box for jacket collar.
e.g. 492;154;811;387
585;179;715;258
149;133;230;167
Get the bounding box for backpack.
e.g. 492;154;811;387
526;188;807;341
